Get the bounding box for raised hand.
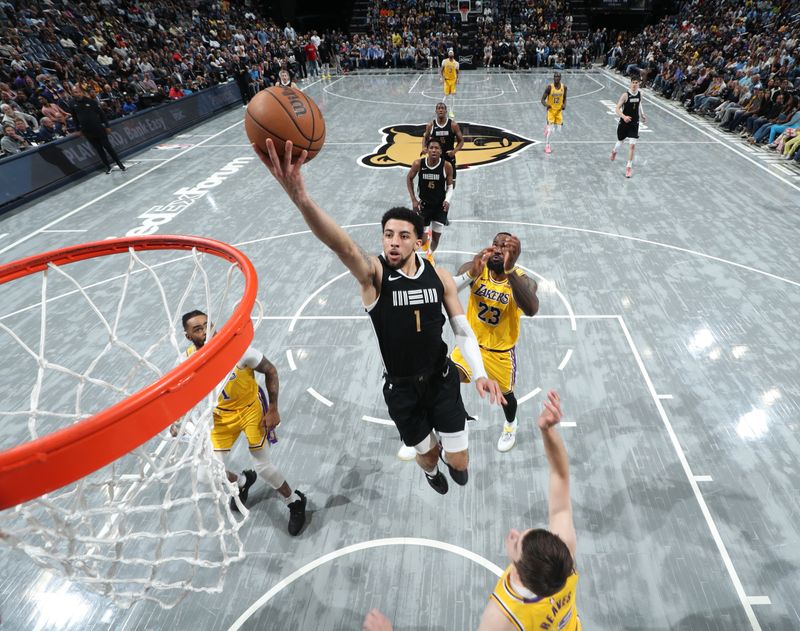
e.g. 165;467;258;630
253;138;309;202
475;377;507;406
501;234;521;273
469;246;495;278
537;390;562;429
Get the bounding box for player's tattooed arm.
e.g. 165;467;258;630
256;356;280;409
541;84;550;107
507;272;539;316
421;122;432;154
452;121;464;154
562;84;567;110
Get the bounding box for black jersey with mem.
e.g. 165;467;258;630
417;157;447;207
621;90;641;123
367;255;447;378
430;117;455;153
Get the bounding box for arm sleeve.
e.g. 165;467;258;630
449;314;487;380
239;345;264;369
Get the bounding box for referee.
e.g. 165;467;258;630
70;85;126;174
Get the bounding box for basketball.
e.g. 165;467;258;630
245;86;326;162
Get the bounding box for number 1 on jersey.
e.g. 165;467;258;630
414;309;421;332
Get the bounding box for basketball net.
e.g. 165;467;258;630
0;238;261;609
459;7;469;23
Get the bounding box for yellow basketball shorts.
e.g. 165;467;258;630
547;109;563;125
451;346;516;394
444;79;457;95
211;388;267;451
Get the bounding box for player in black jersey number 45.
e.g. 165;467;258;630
256;138;506;496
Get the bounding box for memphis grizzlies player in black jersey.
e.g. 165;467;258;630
406;137;454;258
611;75;647;178
422;103;464;188
256;138;505;496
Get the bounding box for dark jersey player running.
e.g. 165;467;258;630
407;137;454;256
255;137;505;495
611;76;647;178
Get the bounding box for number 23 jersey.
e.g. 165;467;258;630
467;266;524;351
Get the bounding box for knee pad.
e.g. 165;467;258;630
430;221;445;234
249;446;285;489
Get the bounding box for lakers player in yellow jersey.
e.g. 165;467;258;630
178;310;307;536
440;48;459;117
362;391;580;631
451;233;539;452
540;71;567;154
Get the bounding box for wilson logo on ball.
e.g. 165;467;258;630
281;87;308;117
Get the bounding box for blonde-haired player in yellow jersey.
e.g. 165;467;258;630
540;71;568;154
363;391;581;631
176;310;307;536
451;233;539;452
440;48;460;117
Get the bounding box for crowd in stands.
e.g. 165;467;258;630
0;0;343;157
606;0;800;164
351;0;596;72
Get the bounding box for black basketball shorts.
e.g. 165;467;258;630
419;201;449;227
383;359;467;447
617;120;639;141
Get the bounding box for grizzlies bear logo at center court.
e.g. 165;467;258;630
359;123;536;171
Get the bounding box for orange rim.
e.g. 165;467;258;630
0;235;257;509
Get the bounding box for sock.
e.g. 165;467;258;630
614;141;622;152
282;491;300;506
504;419;518;430
424;464;439;476
237;473;247;487
626;161;632;167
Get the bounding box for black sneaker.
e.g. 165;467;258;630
287;490;307;536
119;164;127;172
439;451;468;486
104;166;112;174
230;469;257;513
425;469;449;495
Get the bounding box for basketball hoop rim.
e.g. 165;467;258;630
0;235;258;510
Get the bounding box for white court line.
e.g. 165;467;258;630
694;475;713;482
560;421;577;428
306;387;333;407
41;229;88;233
507;73;517;93
558;349;573;371
128;158;170;161
601;69;800;193
0;234;8;240
361;415;395;426
617;315;763;630
657;394;674;400
451;219;800;289
0;78;323;258
408;73;423;93
747;596;772;606
517;387;541;404
227;538;503;631
286;349;297;371
287;271;350;332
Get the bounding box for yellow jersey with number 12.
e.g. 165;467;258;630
547;84;565;112
186;344;260;412
467;266;524;351
490;565;581;631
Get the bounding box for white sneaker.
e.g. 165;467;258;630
397;444;417;461
497;421;517;452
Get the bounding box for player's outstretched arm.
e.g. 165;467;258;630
541;84;551;107
439;268;506;406
255;139;378;290
538;391;577;558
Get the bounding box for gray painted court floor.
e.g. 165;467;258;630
1;70;799;630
